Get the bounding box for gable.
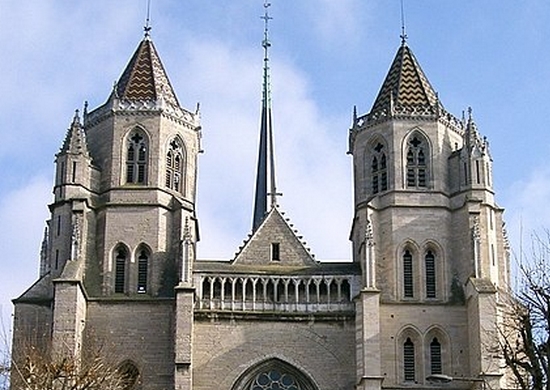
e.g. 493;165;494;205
233;208;316;267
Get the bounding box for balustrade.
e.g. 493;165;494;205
195;274;355;313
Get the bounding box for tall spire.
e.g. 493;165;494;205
252;1;279;232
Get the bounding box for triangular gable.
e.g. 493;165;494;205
233;207;317;266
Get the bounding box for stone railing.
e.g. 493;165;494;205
195;274;357;313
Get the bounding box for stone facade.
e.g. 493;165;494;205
12;30;510;390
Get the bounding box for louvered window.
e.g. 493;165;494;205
403;250;414;298
430;338;442;374
404;338;415;381
425;250;436;298
137;249;149;293
114;247;127;293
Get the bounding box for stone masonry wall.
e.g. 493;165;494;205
192;316;355;390
85;300;175;390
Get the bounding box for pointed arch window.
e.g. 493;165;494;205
369;142;388;195
232;359;316;390
117;360;140;390
114;246;128;293
166;138;185;194
430;337;442;375
137;248;149;293
126;130;148;184
425;250;436;298
403;337;416;382
403;250;414;298
406;135;429;188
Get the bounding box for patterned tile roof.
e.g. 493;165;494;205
370;43;439;114
115;37;180;107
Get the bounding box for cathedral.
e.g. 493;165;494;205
12;5;510;390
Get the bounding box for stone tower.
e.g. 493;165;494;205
12;10;510;390
12;31;202;389
349;40;508;389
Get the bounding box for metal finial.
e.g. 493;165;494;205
400;0;408;45
144;0;152;37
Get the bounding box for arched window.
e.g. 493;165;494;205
117;360;140;389
126;130;148;184
114;246;128;293
166;137;185;193
430;337;442;375
404;337;415;382
425;250;436;298
368;142;388;195
137;248;149;293
232;359;317;390
403;250;414;298
406;134;429;188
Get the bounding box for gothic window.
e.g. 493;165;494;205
368;142;388;195
166;137;185;194
114;246;128;293
403;250;414;298
232;359;316;390
425;250;436;298
126;130;148;184
137;248;149;293
117;360;140;390
403;337;416;382
430;337;442;375
406;134;429;189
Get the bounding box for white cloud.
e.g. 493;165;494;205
502;166;550;260
305;0;363;47
0;175;51;321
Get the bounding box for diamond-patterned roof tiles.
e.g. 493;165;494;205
370;43;439;114
115;37;180;107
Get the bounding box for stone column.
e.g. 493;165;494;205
174;284;195;390
355;289;383;390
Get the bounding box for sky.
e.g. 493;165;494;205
1;0;550;336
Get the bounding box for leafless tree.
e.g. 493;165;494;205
8;336;139;390
499;232;550;390
0;312;11;390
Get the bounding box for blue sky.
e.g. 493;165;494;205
1;1;550;328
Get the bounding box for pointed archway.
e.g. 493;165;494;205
232;358;318;390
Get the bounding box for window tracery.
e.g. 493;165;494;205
406;134;429;188
166;137;185;193
367;141;388;195
126;130;148;184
